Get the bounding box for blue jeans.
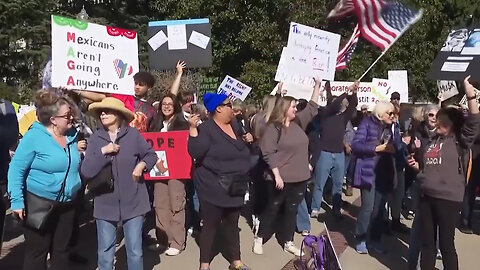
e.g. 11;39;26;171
97;216;144;270
355;182;389;242
296;196;311;232
311;151;345;213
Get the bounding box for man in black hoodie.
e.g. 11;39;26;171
310;82;358;219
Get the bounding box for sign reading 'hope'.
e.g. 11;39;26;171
51;15;139;95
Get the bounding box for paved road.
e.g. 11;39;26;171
1;190;479;269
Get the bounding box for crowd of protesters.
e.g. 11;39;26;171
1;59;480;270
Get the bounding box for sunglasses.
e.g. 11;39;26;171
386;111;395;117
98;109;116;115
219;102;232;108
54;112;73;120
428;113;436;117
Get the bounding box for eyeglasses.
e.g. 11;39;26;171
161;103;174;107
219;102;233;108
54;112;73;120
428;113;436;117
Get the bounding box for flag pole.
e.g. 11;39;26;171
357;49;388;81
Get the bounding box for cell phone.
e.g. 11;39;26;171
190;104;197;114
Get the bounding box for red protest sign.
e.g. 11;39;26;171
141;131;192;180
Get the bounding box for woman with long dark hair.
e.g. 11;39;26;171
148;93;189;255
408;76;480;270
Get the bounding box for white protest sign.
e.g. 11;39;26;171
437;80;459;101
271;81;374;110
388;70;409;103
217;75;252;101
286;22;341;81
167;24;187;50
51;15;138;95
275;47;316;87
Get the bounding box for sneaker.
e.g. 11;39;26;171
252;215;260;236
301;230;310;236
405;211;415;220
165;247;182;256
355;241;368;254
252;237;263;255
283;241;302;256
228;263;252;270
369;241;387;254
147;243;166;252
187;227;194;236
436;249;442;260
345;186;353;196
310;209;321;218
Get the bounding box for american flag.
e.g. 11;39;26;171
336;24;360;70
327;0;355;20
353;0;422;51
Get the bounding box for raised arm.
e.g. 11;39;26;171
295;78;320;130
460;76;480;147
170;61;186;96
343;82;359;121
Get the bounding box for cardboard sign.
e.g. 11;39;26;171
429;26;480;81
142;131;192;180
276;22;340;83
275;47;317;87
271;81;374;110
217;75;252;101
388;70;409;102
51;15;138;95
148;19;212;70
437;80;459;101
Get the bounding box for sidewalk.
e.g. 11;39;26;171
1;190;479;269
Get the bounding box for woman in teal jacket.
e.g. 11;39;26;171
8;90;82;270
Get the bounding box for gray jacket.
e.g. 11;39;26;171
81;126;157;221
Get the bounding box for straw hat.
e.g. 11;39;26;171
88;97;135;122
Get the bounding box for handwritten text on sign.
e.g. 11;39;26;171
142;131;192;180
51;15;139;95
286;22;340;81
217;75;252;101
437;80;459;101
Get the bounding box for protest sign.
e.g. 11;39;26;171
437;80;459;101
429;25;480;81
271;81;374;110
275;22;341;86
142;131;192;180
286;22;341;81
217;75;252;101
148;19;212;70
388;70;409;102
51;15;138;95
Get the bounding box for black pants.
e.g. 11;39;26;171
257;181;307;244
199;199;241;264
23;204;75;270
419;196;461;270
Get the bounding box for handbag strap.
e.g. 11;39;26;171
55;144;72;202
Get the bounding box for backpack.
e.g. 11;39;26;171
295;232;342;270
455;140;473;183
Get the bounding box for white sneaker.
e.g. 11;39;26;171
165;247;181;256
252;216;260;237
284;241;302;256
310;208;325;218
252;237;263;255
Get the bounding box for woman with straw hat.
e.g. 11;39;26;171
81;97;158;270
